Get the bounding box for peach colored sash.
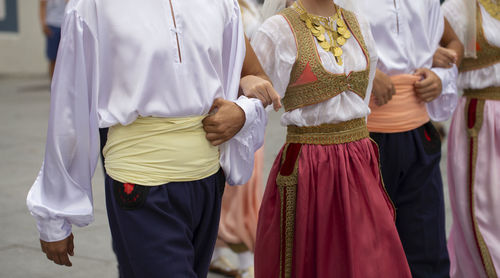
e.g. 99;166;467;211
367;74;429;133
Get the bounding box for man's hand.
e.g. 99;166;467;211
432;47;457;68
372;69;395;106
203;98;246;146
40;233;74;267
414;68;442;103
42;24;52;37
240;75;281;111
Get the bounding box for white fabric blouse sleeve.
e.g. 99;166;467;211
26;10;100;242
220;0;267;186
251;15;297;98
357;14;378;106
426;0;459;122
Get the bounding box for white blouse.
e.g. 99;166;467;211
27;0;266;242
443;0;500;90
357;0;459;122
251;12;378;127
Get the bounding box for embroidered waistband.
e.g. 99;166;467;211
286;118;369;145
463;87;500;100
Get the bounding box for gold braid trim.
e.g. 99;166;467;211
280;8;370;112
276;144;300;278
463;87;500;100
464;98;498;278
460;5;500;72
286;118;369;145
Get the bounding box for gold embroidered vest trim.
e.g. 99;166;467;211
463;86;500;100
460;5;500;72
280;7;370;112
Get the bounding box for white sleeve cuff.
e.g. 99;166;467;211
36;217;72;242
427;65;459;122
220;96;267;185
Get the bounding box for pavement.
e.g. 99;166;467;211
0;75;451;278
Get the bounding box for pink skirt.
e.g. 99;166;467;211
447;97;500;278
255;138;411;278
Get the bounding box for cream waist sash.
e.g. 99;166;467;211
367;74;430;133
103;116;220;186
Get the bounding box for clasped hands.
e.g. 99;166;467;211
202;75;281;146
372;68;443;106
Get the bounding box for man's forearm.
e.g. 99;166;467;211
39;0;47;26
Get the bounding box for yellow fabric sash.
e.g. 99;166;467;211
103;116;220;186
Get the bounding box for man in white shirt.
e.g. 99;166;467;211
39;0;67;79
27;0;280;277
358;0;461;277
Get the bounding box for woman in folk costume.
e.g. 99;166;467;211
210;1;265;277
250;0;412;276
442;0;500;277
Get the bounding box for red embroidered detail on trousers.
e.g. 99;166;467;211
424;130;431;141
124;183;135;195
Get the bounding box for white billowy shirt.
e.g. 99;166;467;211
27;0;267;242
251;13;378;127
443;0;500;89
358;0;459;122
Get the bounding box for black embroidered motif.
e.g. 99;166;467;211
112;180;150;210
418;122;441;155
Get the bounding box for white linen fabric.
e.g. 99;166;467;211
443;0;500;89
27;0;267;242
251;12;379;127
357;0;459;122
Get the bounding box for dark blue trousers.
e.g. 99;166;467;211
370;122;450;278
105;170;225;278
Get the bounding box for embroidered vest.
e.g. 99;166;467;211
280;7;370;112
460;6;500;72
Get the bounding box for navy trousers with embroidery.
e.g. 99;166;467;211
370;122;450;278
105;170;225;278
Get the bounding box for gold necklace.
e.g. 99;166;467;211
294;1;351;65
479;0;500;21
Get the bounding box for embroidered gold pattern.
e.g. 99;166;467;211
280;7;370;112
463;86;500;100
460;5;500;72
276;145;300;278
464;98;498;278
286;118;369;145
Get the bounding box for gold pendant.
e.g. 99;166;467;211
316;34;326;41
336;56;343;66
334;46;343;57
336;36;346;46
337;27;347;35
342;31;351;39
319;41;331;50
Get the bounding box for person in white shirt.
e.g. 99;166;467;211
357;0;462;277
442;0;500;277
39;0;67;79
26;0;280;277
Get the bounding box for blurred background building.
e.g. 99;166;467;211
0;0;46;75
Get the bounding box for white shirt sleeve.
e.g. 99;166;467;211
426;0;458;121
27;10;100;242
220;0;267;186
